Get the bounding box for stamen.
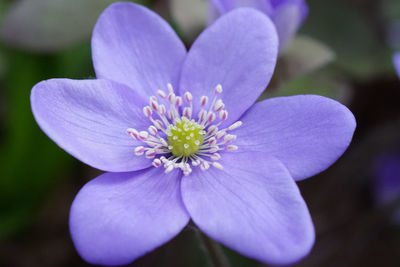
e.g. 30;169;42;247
127;84;241;175
219;110;228;121
214;84;223;95
143;106;152;118
200;96;208;107
213;99;224;112
184;92;193;103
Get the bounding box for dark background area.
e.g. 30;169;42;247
0;0;399;266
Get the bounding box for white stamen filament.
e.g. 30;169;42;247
126;84;242;175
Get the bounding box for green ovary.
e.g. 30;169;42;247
167;120;204;157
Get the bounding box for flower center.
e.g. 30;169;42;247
167;118;204;157
126;83;242;176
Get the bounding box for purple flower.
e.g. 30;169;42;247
394;52;400;78
30;2;355;266
209;0;309;51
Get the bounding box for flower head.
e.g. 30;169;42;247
31;2;355;266
209;0;309;51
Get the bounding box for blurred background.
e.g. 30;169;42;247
0;0;399;266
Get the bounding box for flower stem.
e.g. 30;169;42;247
194;227;231;267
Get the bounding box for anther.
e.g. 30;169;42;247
160;138;168;147
201;161;210;170
224;134;236;142
200;96;208;107
211;153;221;160
183;107;192;119
198;110;207;122
214;84;223;95
150;96;158;111
228;121;242;131
158;104;166;115
145;149;156;158
152;158;161;167
154;120;164;130
216;131;226;140
143;106;152;118
165;164;174;173
219;110;228;121
148;126;158;136
212;162;223;170
134;146;145;155
126;128;139;140
213;99;224;112
207;125;218;136
208;137;216;145
167;93;176;104
207;111;216;123
184;92;193;103
175;96;183;107
167;83;174;94
139;131;149;140
157;90;167;98
226;145;238;151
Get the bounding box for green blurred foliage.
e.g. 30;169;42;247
301;0;394;79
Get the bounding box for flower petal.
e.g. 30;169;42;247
271;0;308;50
209;0;272;14
92;2;186;96
235;95;356;181
181;152;314;265
31;78;151;172
70;168;189;266
179;8;278;125
394;52;400;79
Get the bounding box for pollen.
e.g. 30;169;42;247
167;118;204;157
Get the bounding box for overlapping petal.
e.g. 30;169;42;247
394;52;400;78
271;0;308;50
235;95;356;181
92;2;186;97
209;0;308;51
31;78;152;172
210;0;272;14
181;152;315;265
179;8;278;126
70;168;189;266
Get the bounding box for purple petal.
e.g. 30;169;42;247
209;0;272;14
181;152;314;265
271;0;309;50
270;0;309;20
31;78;152;172
92;2;186;96
235;95;356;181
373;152;400;205
70;168;189;266
179;8;278;126
208;0;308;51
394;52;400;79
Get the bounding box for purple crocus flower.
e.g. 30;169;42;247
394;52;400;78
31;2;355;266
209;0;309;51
